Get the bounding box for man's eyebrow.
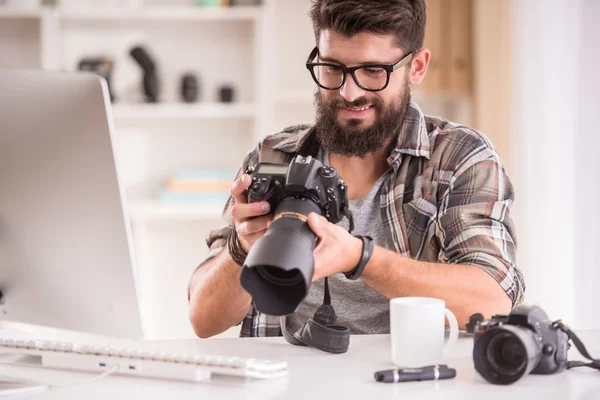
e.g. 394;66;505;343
318;54;388;66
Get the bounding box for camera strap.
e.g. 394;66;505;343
278;128;351;353
552;320;600;371
281;278;350;354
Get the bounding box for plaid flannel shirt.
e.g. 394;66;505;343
194;99;525;337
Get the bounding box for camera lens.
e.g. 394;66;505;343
473;325;542;385
257;265;304;286
240;197;323;316
488;333;527;376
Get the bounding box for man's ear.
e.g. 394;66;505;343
408;48;431;87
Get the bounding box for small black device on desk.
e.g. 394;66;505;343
374;364;456;383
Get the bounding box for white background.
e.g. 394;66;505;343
511;0;600;329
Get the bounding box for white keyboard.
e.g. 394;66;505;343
0;338;288;383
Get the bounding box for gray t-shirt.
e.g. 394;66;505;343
286;148;396;334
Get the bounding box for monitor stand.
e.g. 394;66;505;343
0;290;132;345
0;291;34;341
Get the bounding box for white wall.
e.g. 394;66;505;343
573;0;600;329
512;0;600;328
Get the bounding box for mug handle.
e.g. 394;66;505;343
443;308;459;355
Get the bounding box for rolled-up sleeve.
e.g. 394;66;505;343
436;157;525;307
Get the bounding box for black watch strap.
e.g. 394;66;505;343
227;229;247;267
344;235;374;280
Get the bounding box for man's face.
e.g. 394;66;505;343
314;30;412;158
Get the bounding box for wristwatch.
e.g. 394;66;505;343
344;235;374;280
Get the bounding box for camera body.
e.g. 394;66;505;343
473;305;569;384
247;155;349;224
239;155;351;316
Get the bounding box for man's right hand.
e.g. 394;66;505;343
230;174;273;253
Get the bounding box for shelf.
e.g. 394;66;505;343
111;103;257;120
128;200;225;221
0;5;261;21
58;6;261;22
0;7;44;18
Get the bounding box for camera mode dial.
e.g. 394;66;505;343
318;166;336;179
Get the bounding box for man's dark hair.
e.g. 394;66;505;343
309;0;426;53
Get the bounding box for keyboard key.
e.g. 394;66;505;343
129;349;144;359
51;342;67;352
178;354;191;364
117;348;130;358
193;354;210;365
40;341;53;351
214;356;226;366
81;344;94;354
72;344;84;353
107;347;120;357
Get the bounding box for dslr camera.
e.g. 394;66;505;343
473;305;569;384
239;155;351;316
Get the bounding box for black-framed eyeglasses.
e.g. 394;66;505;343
305;46;414;92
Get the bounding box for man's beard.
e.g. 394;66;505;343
314;81;411;159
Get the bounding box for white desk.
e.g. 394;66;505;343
1;331;599;399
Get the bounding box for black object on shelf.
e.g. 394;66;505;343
181;73;200;103
130;45;160;103
78;57;116;102
218;85;235;103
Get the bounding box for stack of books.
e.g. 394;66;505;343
158;169;237;205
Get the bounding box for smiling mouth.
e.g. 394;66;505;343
342;105;373;112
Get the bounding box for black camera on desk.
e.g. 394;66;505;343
473;305;569;384
239;155;351;316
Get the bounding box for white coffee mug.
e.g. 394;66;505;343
390;297;459;368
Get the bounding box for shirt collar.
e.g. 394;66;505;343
388;98;431;163
269;98;431;163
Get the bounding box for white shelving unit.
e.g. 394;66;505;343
128;200;224;221
0;8;45;18
58;6;261;22
112;103;257;120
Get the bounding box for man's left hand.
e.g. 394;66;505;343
307;212;363;282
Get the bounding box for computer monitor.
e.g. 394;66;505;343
0;69;144;339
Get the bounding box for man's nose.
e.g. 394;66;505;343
339;73;366;103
